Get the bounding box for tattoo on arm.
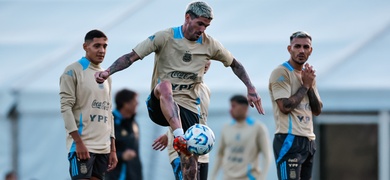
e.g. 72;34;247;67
279;86;308;113
230;58;254;89
108;51;136;75
307;88;322;115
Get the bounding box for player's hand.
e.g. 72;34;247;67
75;141;90;160
122;149;137;161
247;88;265;115
95;69;109;84
152;134;168;151
107;151;118;172
302;63;316;89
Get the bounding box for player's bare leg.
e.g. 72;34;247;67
154;81;182;131
155;81;191;155
180;154;198;180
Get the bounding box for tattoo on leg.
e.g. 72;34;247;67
181;156;197;180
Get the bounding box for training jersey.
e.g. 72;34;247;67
133;26;233;114
269;61;322;140
167;82;211;163
213;118;271;180
60;57;114;154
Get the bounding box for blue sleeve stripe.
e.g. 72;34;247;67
173;26;183;39
282;61;294;72
78;57;90;70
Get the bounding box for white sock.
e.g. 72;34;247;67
173;128;184;138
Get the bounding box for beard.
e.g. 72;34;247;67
292;57;306;65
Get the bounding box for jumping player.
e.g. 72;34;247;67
95;2;264;179
152;61;212;180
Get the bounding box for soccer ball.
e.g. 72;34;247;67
184;124;215;155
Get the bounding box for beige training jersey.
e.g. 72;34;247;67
213;118;271;180
60;57;114;154
133;26;233;114
167;82;211;163
269;61;322;140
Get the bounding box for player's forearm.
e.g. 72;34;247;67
230;58;255;90
61;108;78;134
277;85;308;114
307;88;322;116
107;51;139;75
69;131;83;144
110;137;116;152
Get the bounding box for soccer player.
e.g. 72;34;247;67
268;31;323;180
95;2;264;179
152;61;212;180
210;95;271;180
60;29;117;180
105;89;143;180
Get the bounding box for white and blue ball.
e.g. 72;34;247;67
184;124;215;155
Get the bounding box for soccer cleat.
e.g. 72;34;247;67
173;136;192;156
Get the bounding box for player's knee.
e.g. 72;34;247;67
156;81;173;98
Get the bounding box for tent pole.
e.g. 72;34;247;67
379;110;390;180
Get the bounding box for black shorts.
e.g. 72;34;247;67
170;157;208;180
68;152;109;180
273;134;316;180
146;90;199;132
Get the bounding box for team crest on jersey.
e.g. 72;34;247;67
289;169;297;179
182;51;192;62
80;163;88;174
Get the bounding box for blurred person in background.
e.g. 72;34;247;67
210;95;271;180
269;31;323;180
105;89;143;180
5;171;17;180
59;29;117;180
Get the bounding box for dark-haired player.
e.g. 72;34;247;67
60;29;117;180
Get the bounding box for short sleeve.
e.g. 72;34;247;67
208;36;234;67
133;30;168;59
269;67;291;100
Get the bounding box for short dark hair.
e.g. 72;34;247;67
230;95;248;106
115;89;137;110
84;29;107;42
290;31;312;43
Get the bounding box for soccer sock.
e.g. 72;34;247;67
173;128;184;138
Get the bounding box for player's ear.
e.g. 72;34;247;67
83;42;88;51
185;13;191;23
287;45;291;53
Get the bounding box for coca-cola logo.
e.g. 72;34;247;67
91;100;110;111
170;71;198;80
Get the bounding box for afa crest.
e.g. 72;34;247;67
182;51;192;62
80;163;88;174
